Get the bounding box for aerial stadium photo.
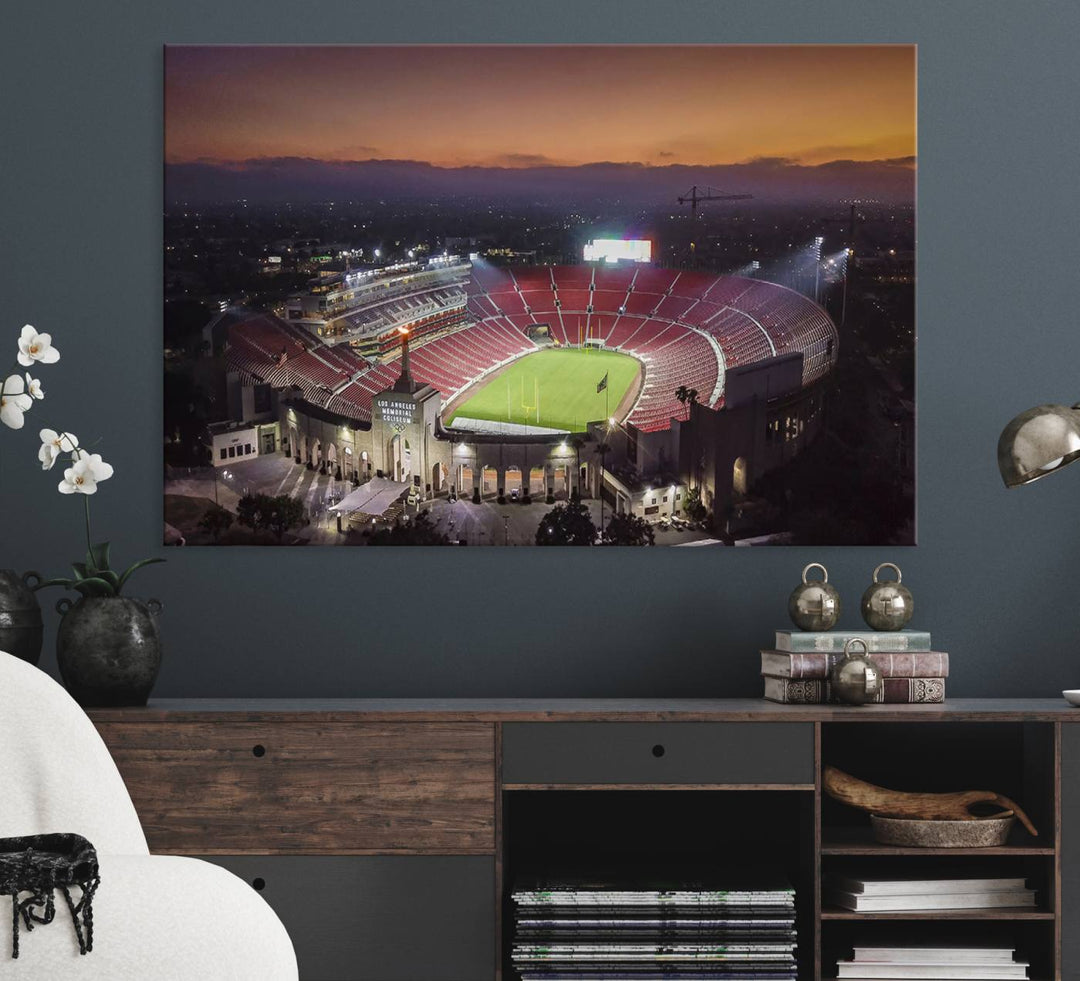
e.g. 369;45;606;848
163;44;915;546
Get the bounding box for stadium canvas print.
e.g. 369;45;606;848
164;45;916;546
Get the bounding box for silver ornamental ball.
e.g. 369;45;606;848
860;562;914;631
788;563;841;632
830;638;884;706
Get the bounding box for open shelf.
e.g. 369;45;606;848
817;720;1059;981
501;788;814;980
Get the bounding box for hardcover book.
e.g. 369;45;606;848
831;876;1026;896
760;650;948;680
851;947;1018;963
837;965;1027;980
762;676;946;704
825;889;1035;912
774;630;931;653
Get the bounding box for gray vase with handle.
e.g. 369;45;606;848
55;596;163;706
0;570;45;665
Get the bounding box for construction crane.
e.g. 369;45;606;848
677;185;753;214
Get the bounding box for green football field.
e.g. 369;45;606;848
448;348;639;432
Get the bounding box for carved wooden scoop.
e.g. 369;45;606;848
824;766;1039;837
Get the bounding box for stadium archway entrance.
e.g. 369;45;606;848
326;443;337;477
457;465;473;498
733;456;748;497
482;466;498;497
529;467;545;497
299;435;308;465
432;462;445;495
311;438;322;469
505;467;523;498
388;435;411;482
553;465;569;500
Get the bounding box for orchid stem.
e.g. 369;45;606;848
84;494;93;555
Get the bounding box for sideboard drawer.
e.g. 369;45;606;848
95;722;495;854
207;855;495;981
501;722;814;786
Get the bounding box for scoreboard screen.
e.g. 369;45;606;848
583;238;652;264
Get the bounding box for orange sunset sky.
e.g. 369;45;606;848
165;45;916;170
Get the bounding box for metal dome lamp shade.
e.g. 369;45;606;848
997;403;1080;487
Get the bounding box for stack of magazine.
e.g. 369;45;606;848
836;945;1029;979
510;875;798;980
824;874;1036;912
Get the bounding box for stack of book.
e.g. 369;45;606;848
761;630;948;704
836;945;1029;979
825;874;1036;912
510;875;798;980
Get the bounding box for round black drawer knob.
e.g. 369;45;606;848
651;744;666;758
252;877;266;891
252;744;267;758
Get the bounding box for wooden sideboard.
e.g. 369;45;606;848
89;699;1080;981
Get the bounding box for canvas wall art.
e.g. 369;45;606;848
163;44;916;546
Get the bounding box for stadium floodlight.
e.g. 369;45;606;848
374;249;381;258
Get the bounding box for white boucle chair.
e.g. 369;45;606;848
0;650;298;980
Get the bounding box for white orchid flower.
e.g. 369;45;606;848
25;373;44;400
17;325;60;367
58;451;114;495
0;374;33;430
38;429;79;470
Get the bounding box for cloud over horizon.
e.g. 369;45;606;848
165;153;916;206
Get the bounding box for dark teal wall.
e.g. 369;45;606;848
3;1;1079;697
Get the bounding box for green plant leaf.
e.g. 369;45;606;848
72;577;117;598
87;542;111;575
71;562;89;580
97;569;121;591
32;577;76;591
116;557;166;594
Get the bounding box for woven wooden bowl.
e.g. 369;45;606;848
870;813;1016;848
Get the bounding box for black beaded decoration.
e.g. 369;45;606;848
0;834;100;959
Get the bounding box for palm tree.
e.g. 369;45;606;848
675;385;699;421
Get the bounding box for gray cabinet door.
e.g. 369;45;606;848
206;855;494;981
501;722;814;785
1063;726;1080;977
